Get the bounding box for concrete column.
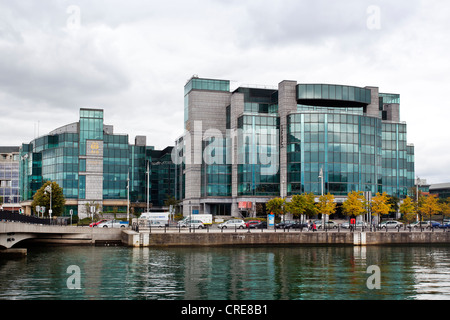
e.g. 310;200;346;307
278;80;298;198
365;86;380;118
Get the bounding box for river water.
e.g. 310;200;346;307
0;245;449;300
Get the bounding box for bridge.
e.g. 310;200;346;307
0;221;123;249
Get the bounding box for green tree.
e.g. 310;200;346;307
342;191;366;218
317;193;337;219
303;193;318;218
285;194;306;220
85;201;101;221
266;197;286;218
387;195;399;216
400;196;416;224
164;195;181;214
286;193;318;220
371;192;392;223
31;181;66;217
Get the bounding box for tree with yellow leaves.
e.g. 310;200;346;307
342;191;366;218
317;193;337;226
371;192;392;225
419;194;440;223
400;196;416;224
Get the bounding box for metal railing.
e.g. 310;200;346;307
0;211;51;225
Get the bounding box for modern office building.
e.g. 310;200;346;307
19;108;175;218
0;146;20;211
430;183;450;199
174;76;415;217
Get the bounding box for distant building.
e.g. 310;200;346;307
430;183;450;200
20;108;174;218
0;146;20;211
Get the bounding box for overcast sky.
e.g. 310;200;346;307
0;0;449;184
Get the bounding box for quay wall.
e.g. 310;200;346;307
121;230;450;247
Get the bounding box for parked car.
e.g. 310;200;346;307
217;219;246;229
407;221;440;229
89;219;108;227
250;221;267;229
275;220;297;229
286;221;309;230
407;221;424;228
380;221;404;229
245;220;262;228
97;220;129;228
341;221;367;229
439;222;450;229
178;219;206;229
318;221;339;229
428;221;441;228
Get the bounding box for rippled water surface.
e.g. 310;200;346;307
0;245;449;300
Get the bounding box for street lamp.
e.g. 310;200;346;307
146;160;150;214
318;167;325;228
127;171;130;222
44;184;52;223
416;176;421;223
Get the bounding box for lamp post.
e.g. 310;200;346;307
44;184;52;224
318;167;324;229
416;176;421;223
127;172;130;222
146;160;150;213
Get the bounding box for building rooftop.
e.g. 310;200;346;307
0;146;20;153
429;183;450;190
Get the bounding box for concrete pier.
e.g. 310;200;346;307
122;229;450;247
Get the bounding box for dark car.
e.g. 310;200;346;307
275;220;296;229
250;221;267;229
439;223;450;229
287;221;309;230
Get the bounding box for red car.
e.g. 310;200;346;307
245;220;261;228
89;219;108;227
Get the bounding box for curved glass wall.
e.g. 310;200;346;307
297;84;371;107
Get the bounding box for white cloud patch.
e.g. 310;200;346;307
0;0;449;182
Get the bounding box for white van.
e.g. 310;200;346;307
140;212;169;227
178;214;212;226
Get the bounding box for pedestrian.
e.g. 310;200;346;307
312;221;317;232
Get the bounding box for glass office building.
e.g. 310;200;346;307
19;108;175;218
175;77;415;217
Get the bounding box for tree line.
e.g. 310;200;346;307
266;191;450;224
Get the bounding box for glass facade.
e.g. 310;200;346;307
287;113;383;196
103;134;129;200
297;84;372;107
237;114;280;196
178;77;415;218
19;108;175;217
150;147;175;206
202;137;231;197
